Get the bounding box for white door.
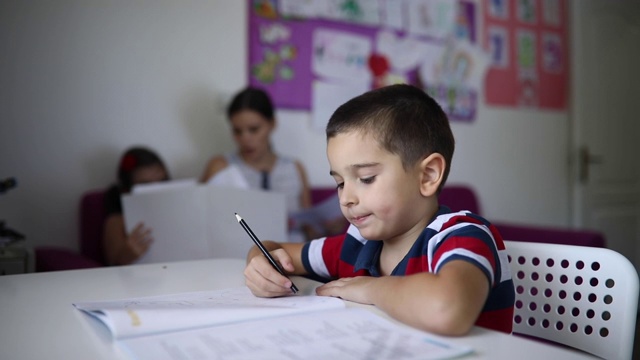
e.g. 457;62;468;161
570;1;640;271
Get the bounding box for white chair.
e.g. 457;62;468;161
505;241;639;360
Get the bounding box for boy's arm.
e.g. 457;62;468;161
244;241;308;297
316;260;489;336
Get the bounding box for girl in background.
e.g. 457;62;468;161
200;87;313;242
103;146;169;265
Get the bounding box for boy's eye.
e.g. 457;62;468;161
360;176;375;184
335;182;344;190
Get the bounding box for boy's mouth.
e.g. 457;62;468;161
350;214;371;225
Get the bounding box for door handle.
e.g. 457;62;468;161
579;146;603;184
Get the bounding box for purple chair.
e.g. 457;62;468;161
310;187;338;206
438;185;481;215
438;185;606;248
493;222;606;248
34;189;107;271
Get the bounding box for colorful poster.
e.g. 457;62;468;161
248;0;485;122
483;0;568;109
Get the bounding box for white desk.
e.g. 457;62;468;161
0;258;596;359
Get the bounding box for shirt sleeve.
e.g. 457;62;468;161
430;222;501;287
301;234;347;280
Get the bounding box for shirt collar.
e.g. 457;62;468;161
351;205;452;276
353;240;383;276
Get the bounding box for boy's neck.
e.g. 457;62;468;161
378;201;439;276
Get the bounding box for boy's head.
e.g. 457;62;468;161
326;84;454;193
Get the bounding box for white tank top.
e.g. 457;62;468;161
224;153;302;214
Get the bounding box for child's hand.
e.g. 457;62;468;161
244;248;295;297
127;222;153;257
316;276;377;304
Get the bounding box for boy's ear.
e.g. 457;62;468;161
418;153;446;197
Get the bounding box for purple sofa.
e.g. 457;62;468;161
34;185;606;272
34;189;106;272
439;185;606;248
309;185;606;247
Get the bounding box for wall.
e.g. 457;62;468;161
0;0;570;254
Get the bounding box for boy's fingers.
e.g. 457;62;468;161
245;259;293;289
244;266;291;297
270;249;295;272
279;259;295;272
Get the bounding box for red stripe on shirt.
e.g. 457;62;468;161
321;234;347;278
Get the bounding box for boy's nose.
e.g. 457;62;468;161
339;184;357;207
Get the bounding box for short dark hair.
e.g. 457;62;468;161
117;146;169;191
227;87;275;122
326;84;455;192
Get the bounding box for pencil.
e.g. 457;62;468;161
235;213;298;294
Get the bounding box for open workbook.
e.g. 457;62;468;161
74;287;473;360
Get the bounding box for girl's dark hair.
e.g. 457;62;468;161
326;84;455;193
226;87;275;122
117;146;169;191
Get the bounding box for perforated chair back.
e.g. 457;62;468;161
505;241;639;359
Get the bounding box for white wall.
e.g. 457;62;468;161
274;102;570;227
0;0;571;255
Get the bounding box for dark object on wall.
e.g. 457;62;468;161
0;177;17;194
1;177;25;248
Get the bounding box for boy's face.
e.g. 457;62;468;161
327;131;427;242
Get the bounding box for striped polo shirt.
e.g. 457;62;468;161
301;206;515;333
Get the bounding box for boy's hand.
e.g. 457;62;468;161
316;276;378;305
244;248;296;297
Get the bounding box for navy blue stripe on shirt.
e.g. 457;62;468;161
431;225;501;285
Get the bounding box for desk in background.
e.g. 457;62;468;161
0;258;597;359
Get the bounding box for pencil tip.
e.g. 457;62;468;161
235;213;242;222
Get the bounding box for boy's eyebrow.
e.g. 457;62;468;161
329;162;380;176
352;162;380;169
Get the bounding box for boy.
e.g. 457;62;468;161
244;84;514;336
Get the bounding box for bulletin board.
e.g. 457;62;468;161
248;0;486;125
248;0;568;127
483;0;568;109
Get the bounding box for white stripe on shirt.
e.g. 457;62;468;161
434;248;496;286
498;249;511;283
307;237;330;278
346;224;368;244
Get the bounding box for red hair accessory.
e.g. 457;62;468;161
120;154;137;172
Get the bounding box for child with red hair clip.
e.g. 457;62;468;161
103;147;169;265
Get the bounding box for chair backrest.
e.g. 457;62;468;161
438;185;481;215
79;189;107;265
505;240;639;359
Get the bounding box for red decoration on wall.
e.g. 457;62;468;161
368;53;390;77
